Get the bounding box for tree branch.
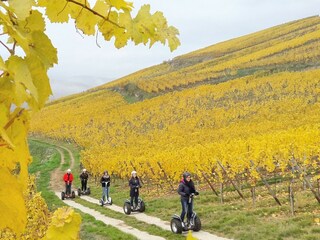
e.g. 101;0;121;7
0;40;13;54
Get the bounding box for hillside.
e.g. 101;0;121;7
31;16;320;183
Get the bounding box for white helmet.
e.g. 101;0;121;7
67;169;71;173
82;169;86;172
131;170;137;175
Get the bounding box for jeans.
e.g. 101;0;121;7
102;186;110;200
65;182;72;195
180;198;193;222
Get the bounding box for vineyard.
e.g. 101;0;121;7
30;16;320;213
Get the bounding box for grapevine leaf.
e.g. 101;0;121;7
26;55;52;109
29;31;58;69
0;168;27;235
107;0;133;11
38;0;70;23
69;0;90;19
8;0;34;20
43;207;81;240
7;56;38;106
75;8;100;36
22;10;46;32
93;0;110;16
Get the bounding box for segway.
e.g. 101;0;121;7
61;183;76;200
77;187;91;196
123;197;145;215
100;196;113;206
171;193;201;234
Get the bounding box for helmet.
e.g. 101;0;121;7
82;169;86;172
183;172;191;180
67;169;71;173
131;170;137;175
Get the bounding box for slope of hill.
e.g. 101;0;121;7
31;16;320;184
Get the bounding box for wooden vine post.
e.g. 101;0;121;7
290;158;320;203
250;160;282;206
157;161;175;191
217;161;246;201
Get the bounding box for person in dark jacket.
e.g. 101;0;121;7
80;168;89;192
177;172;199;224
100;171;111;201
129;170;141;209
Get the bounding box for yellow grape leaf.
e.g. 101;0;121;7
30;31;58;69
166;26;180;52
68;0;90;19
75;7;100;36
0;128;14;148
186;230;198;240
0;168;27;235
107;0;133;11
8;0;34;20
38;0;70;23
93;0;110;16
0;77;14;105
43;207;81;240
0;103;9;127
6;56;38;106
22;10;46;32
0;56;6;71
0;11;30;52
99;11;119;41
26;55;52;109
114;28;129;48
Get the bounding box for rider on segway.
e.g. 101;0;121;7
63;169;74;197
80;168;89;192
129;170;141;210
100;170;111;203
178;172;199;228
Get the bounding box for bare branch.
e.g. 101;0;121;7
0;40;12;54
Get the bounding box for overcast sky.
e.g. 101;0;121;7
43;0;320;98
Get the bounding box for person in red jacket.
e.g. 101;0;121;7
63;169;74;196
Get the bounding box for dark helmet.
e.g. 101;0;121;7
183;172;191;180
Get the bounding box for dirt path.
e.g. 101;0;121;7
50;147;65;192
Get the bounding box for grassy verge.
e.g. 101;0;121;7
28;139;137;240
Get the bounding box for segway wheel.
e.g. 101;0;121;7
61;192;65;200
100;199;104;206
170;218;183;234
71;191;76;198
193;216;201;232
78;188;81;196
108;197;113;205
139;200;145;212
87;187;91;195
123;202;131;215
